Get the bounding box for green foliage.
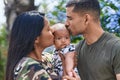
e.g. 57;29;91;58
71;35;84;43
0;51;6;79
100;0;120;37
47;0;67;25
0;25;8;79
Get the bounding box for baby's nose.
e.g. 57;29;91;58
61;38;66;42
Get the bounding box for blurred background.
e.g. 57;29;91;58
0;0;120;79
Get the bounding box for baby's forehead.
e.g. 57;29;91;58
51;23;66;31
54;29;70;37
55;28;68;32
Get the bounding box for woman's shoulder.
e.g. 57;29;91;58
42;52;53;62
14;57;52;80
15;57;40;70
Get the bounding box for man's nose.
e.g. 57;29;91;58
65;21;69;28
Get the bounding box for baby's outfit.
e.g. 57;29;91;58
52;44;78;78
60;44;75;55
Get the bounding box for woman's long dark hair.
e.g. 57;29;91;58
5;11;45;80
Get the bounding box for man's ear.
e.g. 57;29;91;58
84;14;90;25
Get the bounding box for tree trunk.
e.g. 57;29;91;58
4;0;37;37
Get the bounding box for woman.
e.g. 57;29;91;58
5;11;58;80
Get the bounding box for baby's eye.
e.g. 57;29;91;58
56;37;61;40
65;37;69;39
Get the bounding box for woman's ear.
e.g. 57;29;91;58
35;37;39;44
34;37;40;49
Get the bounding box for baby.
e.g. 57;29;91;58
51;23;76;77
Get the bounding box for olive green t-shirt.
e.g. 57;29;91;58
76;32;120;80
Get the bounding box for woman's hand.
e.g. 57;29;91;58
62;70;81;80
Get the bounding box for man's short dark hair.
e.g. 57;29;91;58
66;0;100;21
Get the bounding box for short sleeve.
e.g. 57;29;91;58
61;44;75;54
112;41;120;74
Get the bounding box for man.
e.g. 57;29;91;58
63;0;120;80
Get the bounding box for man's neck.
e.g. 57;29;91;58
83;27;104;45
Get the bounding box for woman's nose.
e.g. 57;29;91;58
50;27;54;33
